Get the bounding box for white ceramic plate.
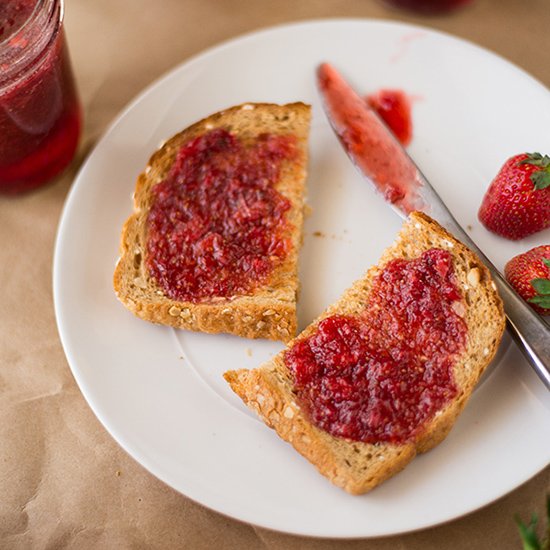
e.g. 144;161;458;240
54;19;550;538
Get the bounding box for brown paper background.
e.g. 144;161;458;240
1;1;549;548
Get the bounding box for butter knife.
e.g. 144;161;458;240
317;62;550;390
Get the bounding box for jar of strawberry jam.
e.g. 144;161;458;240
381;0;473;13
0;0;81;194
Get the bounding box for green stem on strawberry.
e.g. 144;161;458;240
516;514;542;550
529;279;550;308
516;494;550;550
518;153;550;190
529;258;550;309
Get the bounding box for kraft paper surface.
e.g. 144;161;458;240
1;1;548;548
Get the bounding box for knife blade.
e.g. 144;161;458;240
317;62;550;390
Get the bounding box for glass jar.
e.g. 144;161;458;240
0;0;81;194
381;0;473;13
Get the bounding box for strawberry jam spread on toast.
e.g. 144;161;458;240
146;128;298;302
284;248;467;444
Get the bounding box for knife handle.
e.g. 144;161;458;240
444;220;550;390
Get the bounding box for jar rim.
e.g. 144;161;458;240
0;0;57;46
0;0;63;88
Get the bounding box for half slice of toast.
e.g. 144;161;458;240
114;102;311;342
224;212;505;494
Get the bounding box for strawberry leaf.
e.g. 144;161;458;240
518;153;550;189
531;278;550;295
530;170;550;190
520;152;550;168
516;513;542;550
529;295;550;308
543;259;550;269
529;278;550;308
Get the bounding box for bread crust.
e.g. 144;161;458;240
224;212;506;494
113;102;311;341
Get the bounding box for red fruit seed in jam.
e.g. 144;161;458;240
146;128;298;302
285;249;467;444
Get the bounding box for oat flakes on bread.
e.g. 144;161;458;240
224;212;506;494
113;102;311;342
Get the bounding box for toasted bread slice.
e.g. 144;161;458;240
114;102;311;342
224;212;505;494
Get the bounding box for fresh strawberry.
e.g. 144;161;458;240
504;245;550;315
478;152;550;240
366;90;412;146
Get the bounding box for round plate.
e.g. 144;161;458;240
54;19;550;538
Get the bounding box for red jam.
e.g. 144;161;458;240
382;0;473;14
146;128;298;302
0;1;35;40
317;63;424;214
367;90;412;147
285;249;467;444
0;0;81;194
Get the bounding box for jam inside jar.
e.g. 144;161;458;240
0;0;81;194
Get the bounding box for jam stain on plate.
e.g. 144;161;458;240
366;89;413;147
285;249;467;444
146;128;298;302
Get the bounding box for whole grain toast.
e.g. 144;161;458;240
224;212;505;494
113;102;311;342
